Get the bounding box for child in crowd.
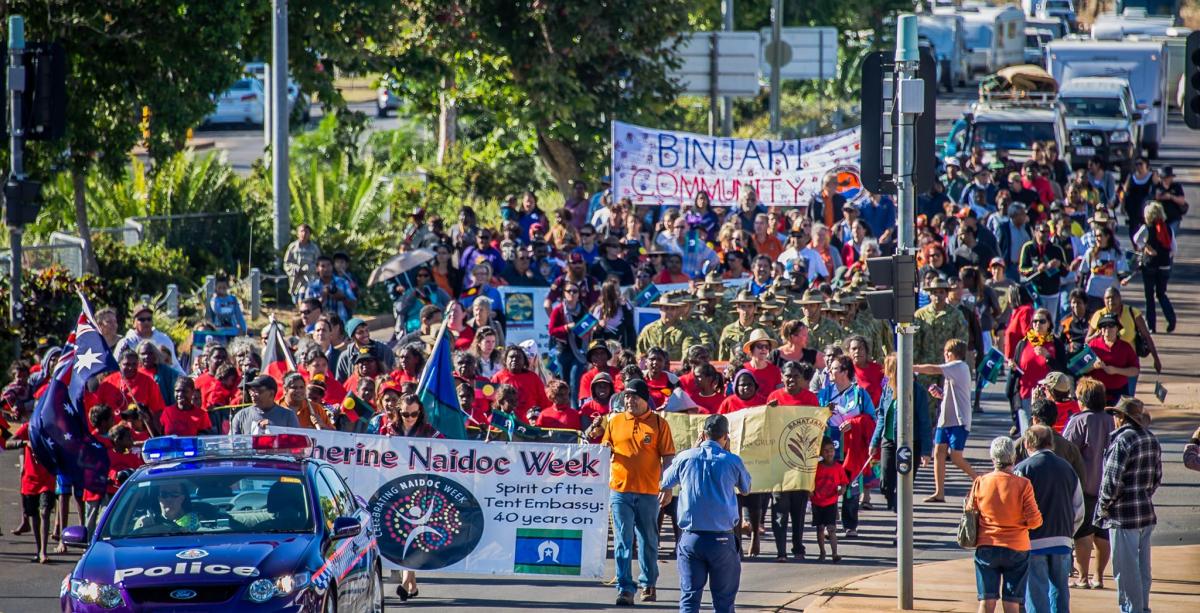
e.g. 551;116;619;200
6;421;56;563
914;339;980;503
208;274;248;336
535;380;582;431
812;437;848;562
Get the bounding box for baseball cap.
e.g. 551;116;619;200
247;375;278;391
378;380;404;397
567;252;585;264
133;303;153;318
1096;313;1122;329
988;257;1006;268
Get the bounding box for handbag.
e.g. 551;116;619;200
957;481;980;549
1131;308;1152;358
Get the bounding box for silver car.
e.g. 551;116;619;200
203;78;265;127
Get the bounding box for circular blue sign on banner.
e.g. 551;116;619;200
369;474;485;570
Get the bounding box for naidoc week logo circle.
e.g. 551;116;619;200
368;474;485;570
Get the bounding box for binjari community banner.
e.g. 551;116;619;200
662;405;830;493
277;428;611;577
611;120;863;208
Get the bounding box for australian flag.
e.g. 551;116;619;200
29;310;118;494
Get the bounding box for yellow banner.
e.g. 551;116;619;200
662;405;830;494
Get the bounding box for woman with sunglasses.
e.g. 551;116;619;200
377;385;440;601
548;282;593;404
429;242;463;297
1009;308;1067;434
393;265;451;335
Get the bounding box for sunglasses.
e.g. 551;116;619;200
136;316;153;323
564;288;580;294
753;343;771;351
299;309;315;315
1032;319;1049;324
580;232;594;237
399;412;420;418
158;490;185;499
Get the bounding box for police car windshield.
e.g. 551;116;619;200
1059;97;1126;119
100;473;313;539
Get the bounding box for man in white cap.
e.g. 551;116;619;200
942;156;968;203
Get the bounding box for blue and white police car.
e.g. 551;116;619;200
60;434;384;612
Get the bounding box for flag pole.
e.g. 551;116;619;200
415;303;456;394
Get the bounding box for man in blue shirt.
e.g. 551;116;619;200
858;193;897;254
661;414;751;613
304;255;356;322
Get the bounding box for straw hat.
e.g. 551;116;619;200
731;289;757;305
742;328;778;355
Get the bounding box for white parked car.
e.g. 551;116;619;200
241;62;312;123
203;78;265;126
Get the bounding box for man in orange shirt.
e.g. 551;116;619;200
590;379;676;606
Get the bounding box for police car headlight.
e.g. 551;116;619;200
69;579;125;609
248;573;310;602
274;572;309;596
1110;131;1130;143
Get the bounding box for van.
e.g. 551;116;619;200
918;14;971;90
938;5;1026;76
942;85;1067;163
1045;40;1168;158
1057;77;1142;173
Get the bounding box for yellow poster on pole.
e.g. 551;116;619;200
662;405;830;493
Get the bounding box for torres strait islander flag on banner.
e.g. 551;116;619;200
611;120;863;208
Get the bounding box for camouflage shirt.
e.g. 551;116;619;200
717;321;761;362
805;315;843;354
637;319;692;361
914;304;969;366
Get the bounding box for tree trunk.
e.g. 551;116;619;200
71;166;99;275
535;125;583;198
436;75;457;166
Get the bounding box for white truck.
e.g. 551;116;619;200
918;14;971;90
1045;40;1168;158
940;5;1025;76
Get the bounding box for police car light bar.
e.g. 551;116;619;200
142;434;314;462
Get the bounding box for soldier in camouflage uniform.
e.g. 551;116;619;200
694;284;732;339
718;290;762;361
800;289;842;352
678;293;717;352
914;277;970;397
636;291;695;361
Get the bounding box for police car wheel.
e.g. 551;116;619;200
322;585;337;613
371;566;385;612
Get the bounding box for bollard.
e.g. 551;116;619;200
165;284;179;320
250;268;262;321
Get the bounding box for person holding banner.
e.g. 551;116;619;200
594;379;676;606
661;413;750;613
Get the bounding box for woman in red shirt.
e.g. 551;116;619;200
686;363;727;414
535;380;583;431
577;341;618;404
642;347;677;409
491;346;552;423
767;361;819;407
743;330;782;394
447;301;475;351
390;344;426;386
1010;308;1067;433
1087;314;1140;405
846;335;885;406
719;370;767;414
159;377;213;436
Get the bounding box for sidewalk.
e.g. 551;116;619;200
803;545;1200;613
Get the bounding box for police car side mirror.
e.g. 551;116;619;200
62;525;90;548
331;516;361;540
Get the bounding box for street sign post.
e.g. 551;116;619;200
758;26;838;80
671;30;761;136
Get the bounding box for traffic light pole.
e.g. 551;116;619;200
271;0;290;269
7;16;25;328
894;14;920;611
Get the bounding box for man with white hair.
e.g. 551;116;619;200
1015;425;1084;613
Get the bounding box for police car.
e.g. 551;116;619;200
59;434;384;612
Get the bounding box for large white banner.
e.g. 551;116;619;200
278;428;611;577
611;120;864;208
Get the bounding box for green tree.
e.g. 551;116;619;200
389;0;694;195
3;1;252;273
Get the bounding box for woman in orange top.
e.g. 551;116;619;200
969;436;1043;613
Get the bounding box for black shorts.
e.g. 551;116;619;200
1074;494;1109;540
811;503;838;528
21;492;56;517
